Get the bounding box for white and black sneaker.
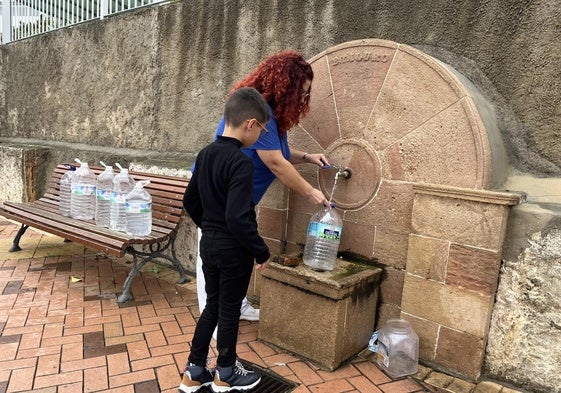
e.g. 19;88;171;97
211;359;261;392
178;363;214;393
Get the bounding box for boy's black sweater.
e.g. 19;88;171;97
183;136;270;264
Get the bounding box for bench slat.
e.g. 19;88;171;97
2;202;175;244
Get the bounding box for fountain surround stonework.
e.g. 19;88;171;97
253;39;520;380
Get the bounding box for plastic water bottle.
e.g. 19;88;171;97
95;161;115;227
70;159;96;220
109;163;135;232
302;203;343;271
125;180;152;236
59;164;76;217
368;319;419;378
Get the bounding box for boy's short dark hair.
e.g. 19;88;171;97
224;87;270;127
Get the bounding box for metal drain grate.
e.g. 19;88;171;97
196;359;298;393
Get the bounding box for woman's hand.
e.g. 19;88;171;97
306;187;330;206
304;153;330;168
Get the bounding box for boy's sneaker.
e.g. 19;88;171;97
211;359;261;392
239;304;260;321
178;363;214;393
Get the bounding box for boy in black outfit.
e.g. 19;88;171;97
179;87;271;393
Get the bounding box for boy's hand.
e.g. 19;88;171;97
255;259;270;271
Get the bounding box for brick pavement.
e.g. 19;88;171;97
0;219;519;393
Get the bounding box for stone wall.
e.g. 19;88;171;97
0;1;560;391
0;0;559;175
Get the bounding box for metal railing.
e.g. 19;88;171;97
1;0;166;43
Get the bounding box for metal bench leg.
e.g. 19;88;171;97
118;250;142;303
9;224;29;252
117;239;191;303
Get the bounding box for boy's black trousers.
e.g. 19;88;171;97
188;230;254;368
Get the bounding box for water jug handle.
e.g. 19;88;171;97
368;331;379;353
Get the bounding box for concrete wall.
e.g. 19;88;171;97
0;1;560;391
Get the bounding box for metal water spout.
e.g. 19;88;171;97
326;164;352;180
338;167;352;180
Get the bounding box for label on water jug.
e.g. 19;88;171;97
125;202;151;213
110;192;127;203
71;184;96;196
377;336;390;368
307;222;342;241
96;189;111;201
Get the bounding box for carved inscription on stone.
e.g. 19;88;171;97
330;51;390;66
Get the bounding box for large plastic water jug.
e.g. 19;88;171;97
109;164;135;232
369;319;419;378
95;161;115;227
70;160;96;220
302;203;342;271
59;164;76;217
125;180;152;236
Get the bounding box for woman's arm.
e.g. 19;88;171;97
289;147;330;167
257;149;329;206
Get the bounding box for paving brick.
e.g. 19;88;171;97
166;333;191;345
109;369;155;388
317;363;361;382
61;342;83;363
447;378;475;393
107;352;130;376
160;320;183;338
41;334;82;348
262;352;301;367
37;353;61;376
126;340;151;361
248;340;277;359
120;311;140;328
288;361;324;386
123;323;162;336
34;370;83;389
378;378;426;393
7;366;35;392
0;334;20;344
349;375;384;393
60;355;106;372
131;354;174;371
137;304;156;319
105;333;145;347
156;364;181;391
84;305;102;319
57;382;84;393
104;321;124;339
85;315;121;326
63;322;104;339
0;342;19;361
238;351;267;368
354;361;392;385
84;366;109;392
42;324;63;339
473;381;504;393
308;379;355;393
145;330;167;348
149;342;190;357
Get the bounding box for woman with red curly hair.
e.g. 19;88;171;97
226;49;330;205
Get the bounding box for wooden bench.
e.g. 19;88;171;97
0;164;191;302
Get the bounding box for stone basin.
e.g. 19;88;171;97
258;258;382;370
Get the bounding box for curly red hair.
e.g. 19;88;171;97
229;50;313;135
